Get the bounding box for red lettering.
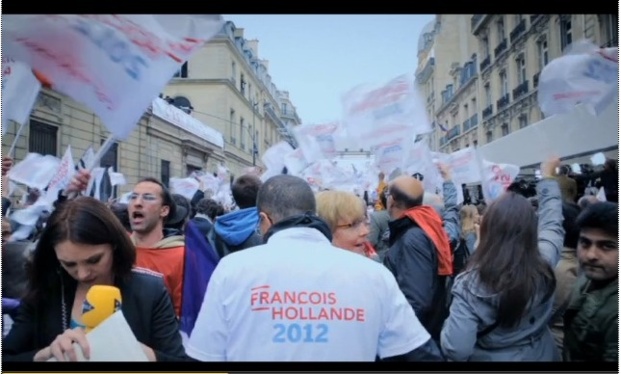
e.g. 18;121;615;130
259;291;269;304
327;292;337;305
308;292;322;304
283;291;296;304
318;308;329;320
272;307;283;320
284;307;297;319
250;292;259;306
298;291;308;304
356;308;365;322
270;291;282;304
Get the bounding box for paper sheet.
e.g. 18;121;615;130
47;311;149;362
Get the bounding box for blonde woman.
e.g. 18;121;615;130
460;205;480;255
316;190;378;261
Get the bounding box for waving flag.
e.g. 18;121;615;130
180;220;220;344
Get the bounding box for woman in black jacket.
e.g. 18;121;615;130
3;196;187;362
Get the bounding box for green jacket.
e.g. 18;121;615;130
563;275;618;361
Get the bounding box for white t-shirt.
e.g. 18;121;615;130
186;227;430;361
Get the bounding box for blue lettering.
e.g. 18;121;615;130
272;323;286;343
273;323;329;343
584;59;617;83
71;19;148;81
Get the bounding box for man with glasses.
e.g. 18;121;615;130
187;175;443;361
129;177;187;316
383;174;453;343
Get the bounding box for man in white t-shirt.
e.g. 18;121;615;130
187;175;443;362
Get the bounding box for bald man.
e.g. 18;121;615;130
383;175;453;343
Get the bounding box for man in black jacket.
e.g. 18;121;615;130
383;175;453;343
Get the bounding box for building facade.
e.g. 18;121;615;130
418;14;617;152
162;20;301;177
415;15;480;151
2;88;226;199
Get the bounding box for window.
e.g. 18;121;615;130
486;131;493;143
240;73;246;95
497;17;505;41
514;14;523;25
229;109;236;144
501;123;510;136
282;103;288;114
519;115;529;129
499;71;508;96
173;62;188;78
28;120;58;156
471;97;478;115
248;83;252;101
484;84;491;106
482;37;490;57
537;38;549;69
186;164;202;177
240;117;245;150
601;14;618;47
516;56;526;84
231;61;237;79
560;16;573;50
161;160;170;188
99;140;119;202
473;139;478;148
463;104;469;122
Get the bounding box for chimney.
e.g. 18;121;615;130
233;28;244;38
247;39;259;56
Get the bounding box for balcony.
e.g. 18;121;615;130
447;125;461;141
462;119;470;133
459;61;478;87
512;80;529;101
601;37;618;48
470;113;479;127
530;14;542;24
533;72;540;88
280;108;301;124
496;93;510;111
471;15;491;35
482;104;493;119
494;38;508;58
264;103;298;148
441;85;455;106
479;55;491;72
509;19;527;43
416;57;436;84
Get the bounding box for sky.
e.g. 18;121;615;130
223;15;435;125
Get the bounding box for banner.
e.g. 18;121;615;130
538;40;618;117
342;73;432;149
3;15;224;139
2;58;42;134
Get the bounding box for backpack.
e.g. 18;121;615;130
452;237;472;276
444;238;472;311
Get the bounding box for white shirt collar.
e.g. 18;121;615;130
267;227;331;246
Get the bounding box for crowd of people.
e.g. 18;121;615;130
1;153;617;362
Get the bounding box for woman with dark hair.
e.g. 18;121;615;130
440;157;564;361
109;202;131;233
3;197;186;362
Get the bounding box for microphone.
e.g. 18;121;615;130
81;285;122;332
